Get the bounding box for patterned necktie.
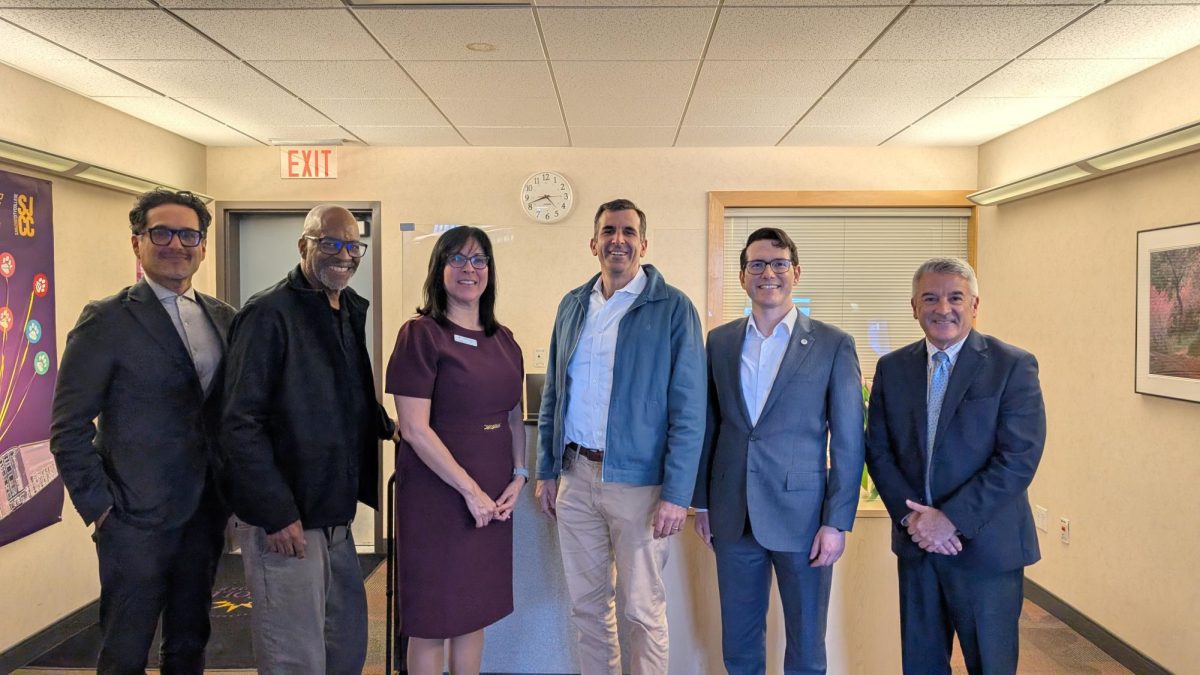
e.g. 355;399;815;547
925;350;951;503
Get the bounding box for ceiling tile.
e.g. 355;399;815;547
348;125;465;146
535;0;716;5
723;0;905;4
693;60;850;99
180;95;332;127
0;1;150;7
555;61;696;100
1024;6;1200;59
676;126;789;146
0;9;233;59
539;7;716;61
563;96;685;126
356;7;543;61
912;0;1093;5
684;97;815;126
402;61;555;99
0;23;153;95
460;126;569;147
887;122;1017;146
436;98;562;127
174;9;386;60
92;95;260;145
802;96;943;127
864;6;1089;61
780;125;899;146
251;60;423;99
707;7;904;60
232;124;347;143
1;56;155;96
160;1;343;7
917;96;1079;129
964;58;1160;98
828;60;1006;100
99;60;288;98
569;126;676;147
309;98;446;126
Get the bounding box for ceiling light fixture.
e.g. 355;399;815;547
268;138;346;147
0;136;213;202
968;119;1200;206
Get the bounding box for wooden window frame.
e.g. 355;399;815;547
706;190;978;323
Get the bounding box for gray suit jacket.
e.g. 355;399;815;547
693;313;865;552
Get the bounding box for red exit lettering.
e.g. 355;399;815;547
281;148;337;179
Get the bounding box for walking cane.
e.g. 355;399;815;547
385;472;396;673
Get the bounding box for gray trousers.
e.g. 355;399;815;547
236;521;368;675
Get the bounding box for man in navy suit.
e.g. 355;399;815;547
52;189;234;673
693;227;864;675
866;257;1046;675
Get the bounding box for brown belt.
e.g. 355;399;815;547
566;442;603;463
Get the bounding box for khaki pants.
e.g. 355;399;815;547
556;454;670;675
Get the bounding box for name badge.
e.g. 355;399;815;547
454;334;478;347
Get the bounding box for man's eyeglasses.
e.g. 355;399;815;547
144;227;204;248
743;259;794;275
304;235;368;259
448;254;489;270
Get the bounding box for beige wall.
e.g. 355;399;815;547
0;63;208;651
977;48;1200;673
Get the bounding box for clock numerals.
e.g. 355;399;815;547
521;171;573;223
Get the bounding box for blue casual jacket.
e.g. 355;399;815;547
536;264;706;507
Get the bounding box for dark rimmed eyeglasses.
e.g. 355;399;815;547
304;235;368;259
144;226;204;248
448;254;489;270
743;259;794;275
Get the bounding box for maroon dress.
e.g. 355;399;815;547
385;315;523;639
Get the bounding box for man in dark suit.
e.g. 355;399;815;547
865;257;1046;675
693;227;865;675
51;189;234;674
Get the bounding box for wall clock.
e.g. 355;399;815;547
520;171;573;223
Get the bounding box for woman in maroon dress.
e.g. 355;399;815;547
386;226;525;675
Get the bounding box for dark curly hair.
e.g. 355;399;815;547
128;189;211;236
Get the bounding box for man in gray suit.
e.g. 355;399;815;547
693;227;865;675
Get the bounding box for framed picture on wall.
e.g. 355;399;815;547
1136;221;1200;403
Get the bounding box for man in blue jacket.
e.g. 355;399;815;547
536;198;706;675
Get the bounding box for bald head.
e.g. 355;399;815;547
299;204;361;295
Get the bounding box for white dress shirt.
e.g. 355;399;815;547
563;267;648;450
144;276;222;392
741;306;799;426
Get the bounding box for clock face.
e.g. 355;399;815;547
521;171;573;223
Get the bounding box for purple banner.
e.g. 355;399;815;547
0;169;61;548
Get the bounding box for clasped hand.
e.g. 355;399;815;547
904;499;963;555
463;476;526;528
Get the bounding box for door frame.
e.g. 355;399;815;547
215;201;386;553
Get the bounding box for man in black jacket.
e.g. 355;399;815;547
221;204;395;673
51;189;235;674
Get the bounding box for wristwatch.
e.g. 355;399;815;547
512;467;529;479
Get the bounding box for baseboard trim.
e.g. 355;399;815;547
1024;578;1169;674
0;599;98;673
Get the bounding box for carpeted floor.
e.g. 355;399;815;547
15;563;1130;674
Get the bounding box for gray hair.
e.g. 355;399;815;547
911;257;979;297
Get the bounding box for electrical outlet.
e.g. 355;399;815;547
534;348;547;370
1059;517;1071;544
1034;505;1048;532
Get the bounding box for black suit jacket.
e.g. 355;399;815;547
865;329;1046;572
51;280;235;530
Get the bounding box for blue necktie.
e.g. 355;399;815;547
925;351;950;503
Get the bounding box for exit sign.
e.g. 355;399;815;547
280;147;337;179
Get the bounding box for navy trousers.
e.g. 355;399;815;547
897;555;1024;675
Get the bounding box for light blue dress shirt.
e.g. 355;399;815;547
741;306;799;426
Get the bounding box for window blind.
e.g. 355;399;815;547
722;208;970;379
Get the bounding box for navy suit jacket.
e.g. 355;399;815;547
865;329;1046;572
694;313;865;552
51;280;234;530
